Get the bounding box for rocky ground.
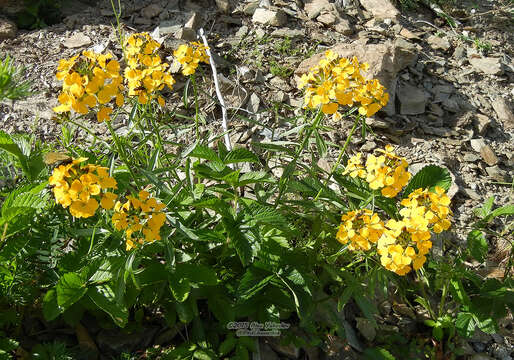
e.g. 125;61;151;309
0;0;513;358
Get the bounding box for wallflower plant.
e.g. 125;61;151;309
1;28;512;360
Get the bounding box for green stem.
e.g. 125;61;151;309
190;75;200;141
438;279;449;318
66;117;101;145
105;120;142;188
417;270;437;320
313;114;361;201
274;109;323;206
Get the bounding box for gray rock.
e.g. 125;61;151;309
462;188;481;201
475;114;492;135
398;84;426;115
141;3;162;19
271;28;305;38
304;0;332;19
427;35;451;51
0;17;17;40
355;317;376;341
159;21;182;35
252;8;288;26
175;27;196;41
243;1;259;15
215;0;231;13
237;66;254;81
469;56;503;75
491;343;512;360
463;153;480;162
359;0;400;20
184;12;201;30
480;144;499;166
491;97;514;128
235;25;249;38
247;93;261;113
317;12;337;25
259;342;280;360
470;138;486;153
442;96;460;113
63;32;92;48
486;165;509;182
267;337;300;359
453;45;467;61
270;77;292;91
335;18;353;35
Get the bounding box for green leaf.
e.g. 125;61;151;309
87;285;128;327
227;226;252;267
191;144;223;164
354;293;377;324
56;273;87;311
237;171;273;186
450;279;472;308
219;335;237;356
314;130;327;158
237;267;274;301
193;349;217;360
474;196;495;218
208;293;235;324
42;289;61;321
169;271;191;302
480;205;514;224
467;230;488;262
175;299;195;323
176;263;218;286
432;324;444;341
363;348;396;360
455;312;477;338
403;165;452;197
0;130;30;176
223;148;259;164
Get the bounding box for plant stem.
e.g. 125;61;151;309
105;120;141;188
417;270;437;320
190;75;200;141
314;114;361;201
274;109;323;206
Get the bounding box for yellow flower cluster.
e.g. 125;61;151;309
53;51;124;122
124;33;176;106
111;190;167;251
336;186;452;275
49;158;118;218
336;209;384;251
298;50;389;119
344;145;411;198
173;41;209;76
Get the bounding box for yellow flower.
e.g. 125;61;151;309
97;106;113;122
69;198;99;218
336;209;384;251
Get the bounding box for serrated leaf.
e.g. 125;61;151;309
455;312;477;338
223;148;259;164
403;165;451;197
56;272;87;311
169;271;191;302
87;285;128;327
225;220;252;266
176;263;218;286
467;230;488;262
42;289;61;321
191;144;223;164
237;267;274;301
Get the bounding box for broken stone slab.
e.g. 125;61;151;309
427;35;451;51
252;8;287;26
304;0;333;19
359;0;400;21
317;12;337;26
0;17;17;40
295;39;418;116
491;97;514;129
335;18;353;35
141;3;162;19
480;144;499;166
475;114;492;135
397;83;426;115
469;56;503;75
271;28;305;38
63;32;92;48
485;165;509;183
215;0;231;13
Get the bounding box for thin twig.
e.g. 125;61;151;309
198;28;232;152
